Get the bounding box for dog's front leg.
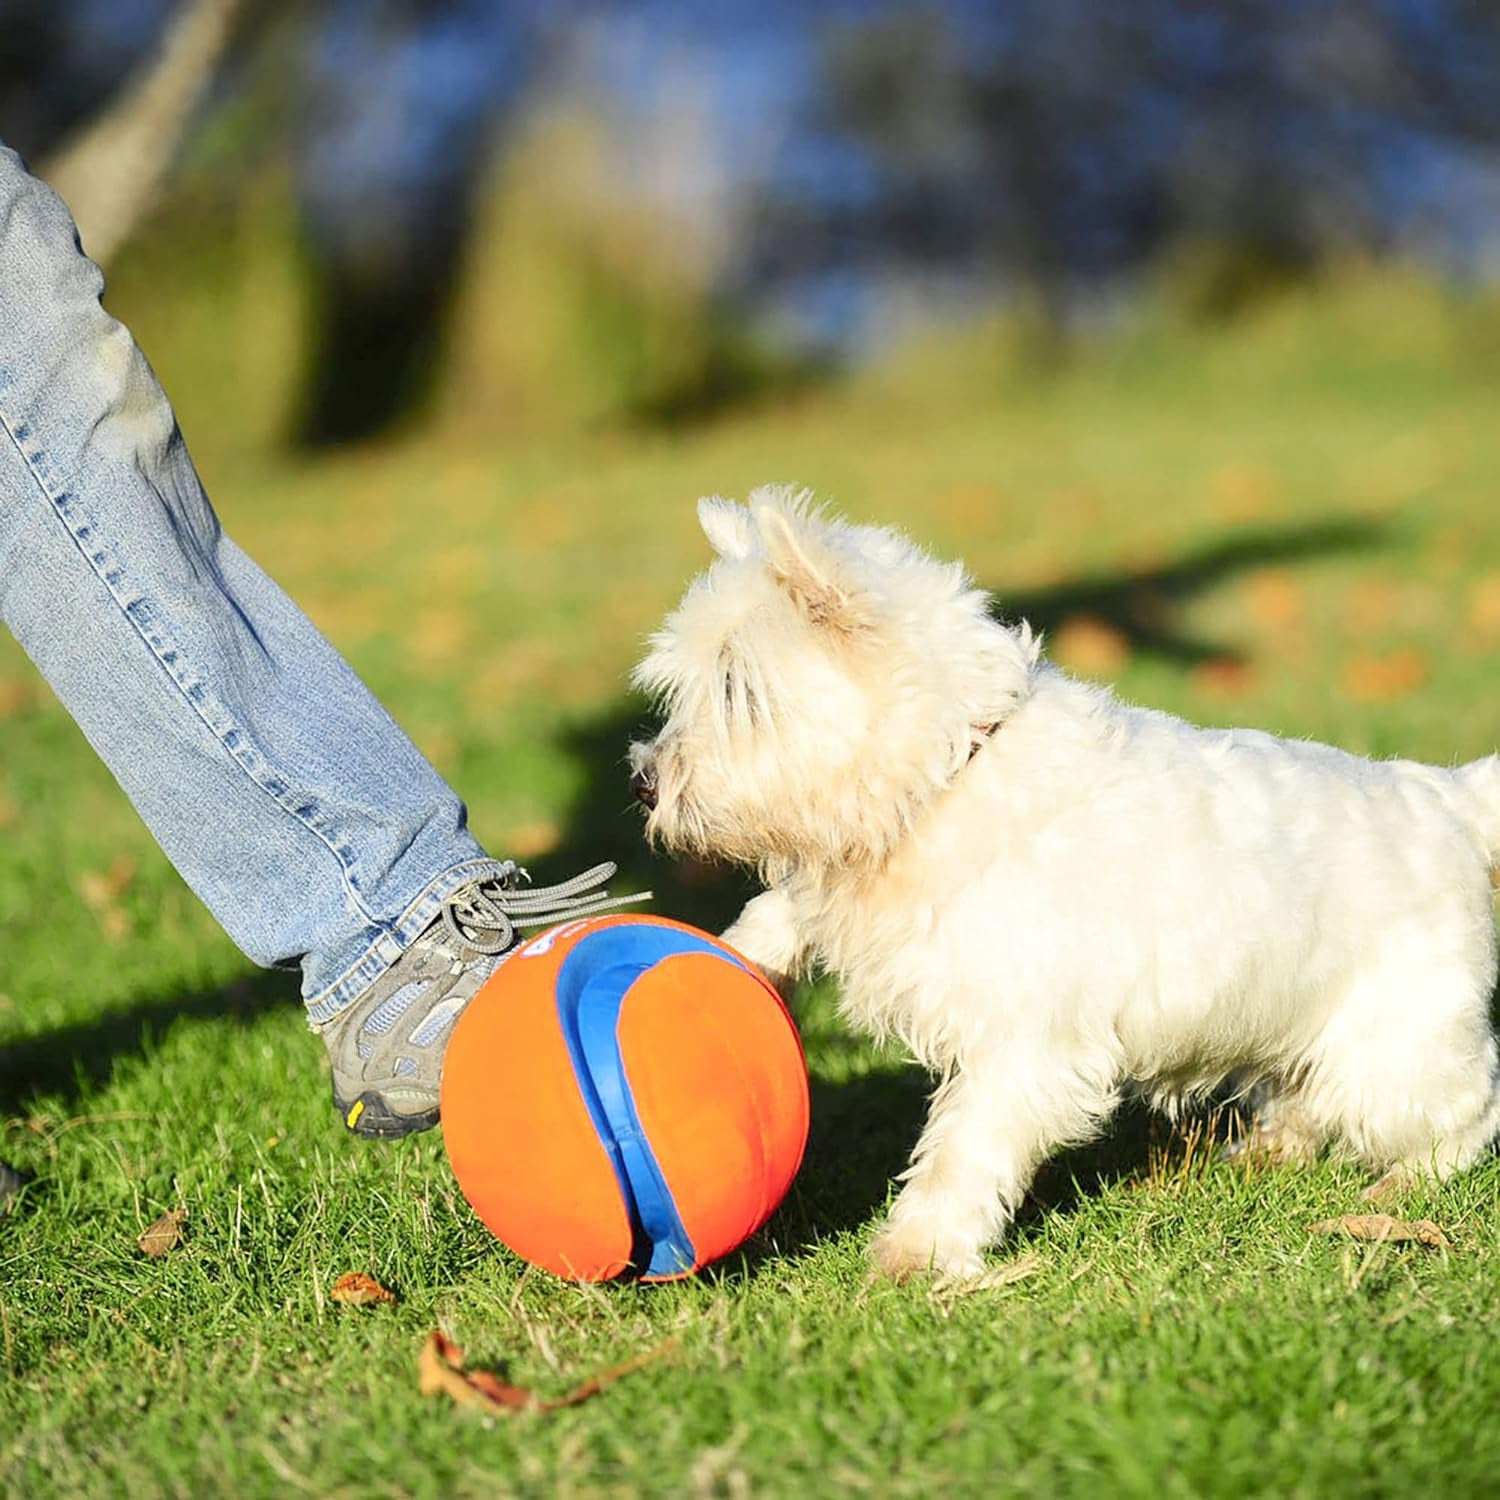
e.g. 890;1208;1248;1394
721;887;805;997
871;1053;1113;1281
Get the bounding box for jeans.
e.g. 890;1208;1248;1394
0;145;507;1022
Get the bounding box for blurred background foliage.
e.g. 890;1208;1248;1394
3;0;1500;454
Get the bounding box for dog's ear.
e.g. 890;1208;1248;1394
697;496;754;559
751;491;853;627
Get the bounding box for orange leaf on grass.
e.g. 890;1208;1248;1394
137;1207;187;1258
78;855;138;944
1192;657;1255;700
1244;570;1303;630
330;1272;397;1307
1051;616;1131;680
1341;648;1428;703
1307;1214;1452;1250
1208;461;1276;521
1467;574;1500;643
418;1330;678;1414
77;855;137;909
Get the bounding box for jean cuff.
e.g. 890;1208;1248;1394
303;856;516;1025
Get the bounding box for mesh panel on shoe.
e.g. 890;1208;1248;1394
408;993;470;1049
361;981;427;1037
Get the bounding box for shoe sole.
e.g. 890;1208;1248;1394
335;1087;440;1140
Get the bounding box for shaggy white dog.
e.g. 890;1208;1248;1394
629;488;1500;1280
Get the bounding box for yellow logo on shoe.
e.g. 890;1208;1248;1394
345;1100;365;1130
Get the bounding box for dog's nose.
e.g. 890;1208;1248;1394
630;769;657;809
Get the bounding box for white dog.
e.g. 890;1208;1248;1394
629;488;1500;1280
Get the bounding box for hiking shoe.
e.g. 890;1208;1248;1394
319;861;647;1139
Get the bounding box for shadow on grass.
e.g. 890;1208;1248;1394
0;970;293;1117
993;515;1381;664
733;1074;1247;1273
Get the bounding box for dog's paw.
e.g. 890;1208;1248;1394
1361;1163;1425;1204
869;1221;984;1283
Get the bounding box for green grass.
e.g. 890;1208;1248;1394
5;268;1500;1496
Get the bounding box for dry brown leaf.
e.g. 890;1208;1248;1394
1051;616;1131;680
1244;570;1303;630
330;1272;397;1307
1307;1214;1452;1250
1468;573;1500;642
1208;462;1276;521
504;820;562;860
936;481;1007;529
1192;657;1255;700
419;1332;513;1410
137;1206;187;1257
418;1330;678;1415
1341;648;1428;703
77;855;138;909
0;676;38;721
78;856;138;943
406;606;470;670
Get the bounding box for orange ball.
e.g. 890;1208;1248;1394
441;914;810;1281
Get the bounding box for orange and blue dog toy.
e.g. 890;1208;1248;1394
441;914;810;1281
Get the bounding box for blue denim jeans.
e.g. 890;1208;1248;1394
0;145;508;1021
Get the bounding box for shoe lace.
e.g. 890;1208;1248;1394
438;861;650;954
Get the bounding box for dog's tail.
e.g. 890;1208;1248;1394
1453;755;1500;866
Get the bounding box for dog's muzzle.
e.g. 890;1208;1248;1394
630;768;658;810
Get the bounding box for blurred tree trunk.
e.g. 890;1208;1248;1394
39;0;248;266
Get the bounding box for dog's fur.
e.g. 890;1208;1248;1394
630;488;1500;1279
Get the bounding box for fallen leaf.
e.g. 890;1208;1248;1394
77;855;137;909
0;676;38;721
1192;657;1255;700
137;1206;187;1257
1341;648;1428;703
936;481;1007;529
1307;1214;1452;1250
1467;574;1500;643
504;820;562;860
418;1331;678;1414
1051;616;1131;680
330;1272;397;1307
1244;570;1303;630
1208;461;1276;521
419;1332;504;1411
78;856;138;943
406;606;470;670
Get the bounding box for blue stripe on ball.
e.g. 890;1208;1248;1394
555;923;752;1277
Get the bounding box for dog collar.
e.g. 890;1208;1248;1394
967;721;1000;761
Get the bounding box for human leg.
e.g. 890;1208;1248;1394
0;145;636;1132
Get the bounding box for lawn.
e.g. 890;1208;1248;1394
4;268;1500;1496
